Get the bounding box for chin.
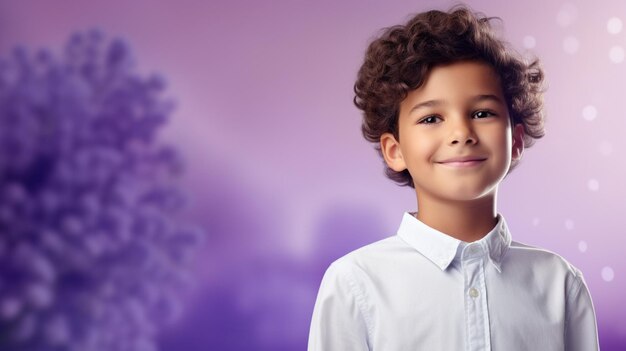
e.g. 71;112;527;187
444;186;497;202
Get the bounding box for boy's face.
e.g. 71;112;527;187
380;60;524;203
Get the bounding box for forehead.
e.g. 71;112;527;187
401;60;505;110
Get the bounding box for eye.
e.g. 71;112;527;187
473;110;496;119
418;115;441;124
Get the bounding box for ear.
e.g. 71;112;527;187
380;132;407;172
511;123;525;161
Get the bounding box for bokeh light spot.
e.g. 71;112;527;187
556;3;578;27
523;35;536;49
598;140;613;156
582;105;597;121
563;36;579;54
601;266;614;282
609;45;625;63
607;17;623;34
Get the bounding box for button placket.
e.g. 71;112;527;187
463;252;491;351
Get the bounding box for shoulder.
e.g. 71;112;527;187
332;234;408;265
507;240;584;289
323;235;410;281
509;240;582;272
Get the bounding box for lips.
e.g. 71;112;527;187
436;155;488;168
438;155;488;163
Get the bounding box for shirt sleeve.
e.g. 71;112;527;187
307;262;371;351
564;270;599;351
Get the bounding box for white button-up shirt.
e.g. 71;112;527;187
308;212;599;350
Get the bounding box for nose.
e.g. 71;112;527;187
449;117;478;146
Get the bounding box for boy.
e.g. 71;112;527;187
308;5;599;351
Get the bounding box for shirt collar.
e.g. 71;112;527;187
396;211;512;273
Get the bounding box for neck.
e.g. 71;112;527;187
414;191;498;243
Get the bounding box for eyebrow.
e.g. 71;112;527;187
408;94;504;114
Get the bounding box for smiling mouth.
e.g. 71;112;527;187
437;159;486;168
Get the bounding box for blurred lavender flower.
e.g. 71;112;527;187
0;30;203;351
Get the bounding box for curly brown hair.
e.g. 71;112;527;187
353;5;545;188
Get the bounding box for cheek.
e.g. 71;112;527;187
485;125;511;152
412;137;437;161
496;133;511;151
400;130;428;155
493;134;513;165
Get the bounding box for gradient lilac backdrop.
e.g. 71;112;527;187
0;0;624;349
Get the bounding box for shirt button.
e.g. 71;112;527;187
469;288;479;298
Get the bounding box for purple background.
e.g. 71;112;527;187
0;0;624;349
